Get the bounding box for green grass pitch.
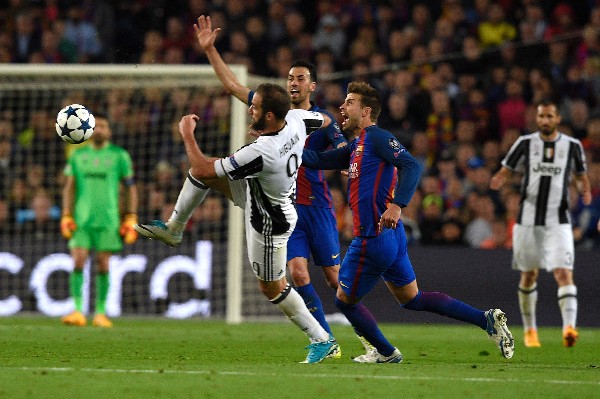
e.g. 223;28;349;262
0;316;598;399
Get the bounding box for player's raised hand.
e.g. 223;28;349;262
194;15;221;52
179;114;199;139
60;214;76;239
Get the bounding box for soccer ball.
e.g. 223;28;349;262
55;104;95;144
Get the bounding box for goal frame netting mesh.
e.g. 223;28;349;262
0;64;284;324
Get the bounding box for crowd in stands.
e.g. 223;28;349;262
1;0;600;249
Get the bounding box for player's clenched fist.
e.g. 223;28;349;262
60;214;77;239
120;214;138;244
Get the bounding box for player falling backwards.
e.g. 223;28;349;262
302;81;514;362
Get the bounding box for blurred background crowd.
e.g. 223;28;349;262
1;0;600;249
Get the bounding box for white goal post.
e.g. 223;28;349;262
0;64;282;324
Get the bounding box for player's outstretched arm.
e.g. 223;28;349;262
194;15;251;104
179;114;220;180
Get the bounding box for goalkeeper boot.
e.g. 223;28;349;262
485;309;515;359
134;220;182;247
353;347;403;363
61;311;87;327
562;325;578;347
524;328;541;348
302;338;337;364
92;314;113;328
325;334;342;359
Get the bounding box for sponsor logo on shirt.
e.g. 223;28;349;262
532;162;561;175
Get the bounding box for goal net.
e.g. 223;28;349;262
0;64;284;323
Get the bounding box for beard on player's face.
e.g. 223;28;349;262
538;123;557;136
251;112;267;131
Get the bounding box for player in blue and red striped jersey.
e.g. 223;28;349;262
284;60;349;358
302;81;515;362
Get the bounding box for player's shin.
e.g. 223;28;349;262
296;283;332;334
271;283;329;342
334;298;396;356
168;172;209;233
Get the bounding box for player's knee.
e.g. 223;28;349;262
334;296;355;311
401;291;424;310
288;265;310;286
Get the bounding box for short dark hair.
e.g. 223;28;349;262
255;83;291;121
536;98;557;108
347;81;381;121
290;59;317;83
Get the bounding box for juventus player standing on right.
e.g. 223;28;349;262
491;98;592;348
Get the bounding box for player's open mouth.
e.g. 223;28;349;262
290;89;299;96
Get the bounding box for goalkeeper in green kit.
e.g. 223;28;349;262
60;113;138;328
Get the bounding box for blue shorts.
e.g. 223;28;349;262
287;204;341;266
338;225;416;301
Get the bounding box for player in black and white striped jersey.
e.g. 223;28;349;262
490;98;592;348
136;83;339;363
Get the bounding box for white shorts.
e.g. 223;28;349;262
245;216;294;281
512;224;574;272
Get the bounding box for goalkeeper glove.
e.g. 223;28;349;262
120;214;138;244
60;214;77;239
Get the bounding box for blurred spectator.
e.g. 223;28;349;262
12;10;41;63
438;217;466;245
565;98;590;140
312;13;346;60
463;192;496;247
561;64;597;110
15;189;60;233
419;193;444;245
378;91;416;146
63;4;103;62
244;14;269;72
387;29;410;64
477;3;517;49
139;30;164;64
406;3;434;45
544;3;578;41
497;78;527;135
542;41;570;86
425;89;455;159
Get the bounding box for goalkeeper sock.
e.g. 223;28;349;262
334;298;396;357
271;283;329;342
95;272;110;315
167;171;209;233
69;270;84;312
402;291;487;330
295;283;332;334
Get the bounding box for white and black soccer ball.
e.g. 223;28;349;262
55;104;95;144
